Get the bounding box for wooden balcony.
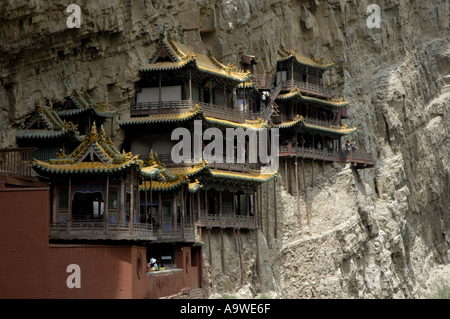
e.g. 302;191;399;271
0;147;36;177
49;220;197;242
279;144;373;167
153;223;195;243
130;100;191;117
282;80;332;98
0;147;48;187
195;213;257;229
153;154;253;173
130;100;258;123
49;221;156;241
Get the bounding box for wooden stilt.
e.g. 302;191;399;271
274;178;277;239
130;169;134;234
105;174;109;234
237;229;245;286
295;159;301;229
364;166;366;196
181;185;185;239
301;158;311;228
312;159;315;188
256;229;261;291
266;182;269;246
259;184;263;235
284;158;288;192
208;229;214;294
150;178;153;228
221;229;225;272
288;158;292;195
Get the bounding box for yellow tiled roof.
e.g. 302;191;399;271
167;160;210;177
278;45;335;70
141;35;251;82
208;169;278;182
277;87;349;108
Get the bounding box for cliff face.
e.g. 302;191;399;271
1;0;450;298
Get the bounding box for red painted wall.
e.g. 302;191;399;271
0;187;199;299
0;188;148;299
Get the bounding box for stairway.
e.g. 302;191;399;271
261;81;282;123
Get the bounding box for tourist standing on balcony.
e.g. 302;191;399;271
345;141;351;151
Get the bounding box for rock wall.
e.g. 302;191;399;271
1;0;450;298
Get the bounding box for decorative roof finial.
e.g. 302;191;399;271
90;122;97;142
37;99;42;112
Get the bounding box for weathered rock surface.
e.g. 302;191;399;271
1;0;450;298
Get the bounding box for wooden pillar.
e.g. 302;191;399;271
291;60;294;90
68;176;72;223
301;158;310;228
150;178;153;227
246;189;250;218
105;174;109;233
288;157;292;195
144;178;148;224
323;136;325;175
364;166;366;196
273;178;277;239
209;76;212;108
256;229;261;291
233;189;236;226
237;229;244;285
158;71;162;111
190;192;194;228
295;159;301;228
221;229;225;272
159;191;162;237
189;67;193;108
219;187;223;227
284;158;288;193
197;191;201;221
181;185;185;238
306;66;309;90
312;158;315;188
266;182;269;246
208;229;215;294
130;169;134;234
259;184;263;233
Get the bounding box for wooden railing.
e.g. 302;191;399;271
49;221;154;239
252;74;273;90
130;100;191;116
0;148;36;177
155;153;254;172
130;100;259;123
341;150;373;164
282;80;332;97
153;222;195;242
196;213;256;229
279;144;373;165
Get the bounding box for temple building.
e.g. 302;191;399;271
57;88;120;135
0;35;374;299
16;99;83;161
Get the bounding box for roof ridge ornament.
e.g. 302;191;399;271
89;122;97;142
